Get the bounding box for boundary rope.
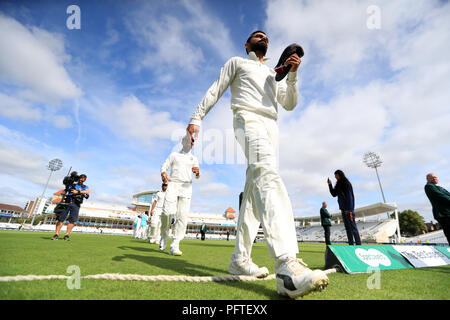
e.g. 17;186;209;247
0;269;336;283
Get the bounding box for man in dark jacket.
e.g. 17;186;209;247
200;222;207;241
328;170;361;245
424;173;450;244
320;202;332;245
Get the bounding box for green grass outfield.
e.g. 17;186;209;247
0;230;449;300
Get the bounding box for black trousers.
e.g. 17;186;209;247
200;231;205;241
437;217;450;244
323;225;331;245
342;210;361;245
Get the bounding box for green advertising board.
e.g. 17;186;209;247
325;245;414;273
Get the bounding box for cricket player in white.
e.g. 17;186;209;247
132;215;141;239
187;31;329;298
159;133;200;256
149;183;167;244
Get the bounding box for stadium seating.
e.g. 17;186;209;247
401;230;448;245
296;219;399;243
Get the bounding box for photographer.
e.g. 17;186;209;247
51;174;89;241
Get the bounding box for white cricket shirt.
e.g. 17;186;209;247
161;151;200;184
189;51;299;127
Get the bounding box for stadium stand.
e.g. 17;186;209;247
295;203;402;243
401;230;448;245
296;219;399;243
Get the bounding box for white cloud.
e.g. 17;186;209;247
0;92;73;128
50;114;73;129
102;95;185;148
0;14;82;104
0;92;42;121
102;18;120;47
124;0;237;80
265;0;377;82
0;125;67;190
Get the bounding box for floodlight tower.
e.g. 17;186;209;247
31;158;63;226
363;151;390;219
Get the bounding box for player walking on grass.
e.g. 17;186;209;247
186;30;329;298
149;183;167;244
159;133;200;256
132;215;141;238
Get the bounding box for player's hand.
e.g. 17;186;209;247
327;178;331;185
192;167;200;176
187;124;200;142
285;53;301;72
161;172;171;183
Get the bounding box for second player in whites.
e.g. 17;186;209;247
159;133;200;256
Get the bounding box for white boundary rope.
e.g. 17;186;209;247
0;269;337;283
84;273;277;282
0;273;275;283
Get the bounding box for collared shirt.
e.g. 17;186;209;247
190;51;299;127
161;150;200;184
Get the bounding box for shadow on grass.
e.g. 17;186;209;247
117;245;160;254
182;241;236;249
111;251;280;299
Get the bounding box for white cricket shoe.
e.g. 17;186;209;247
169;246;183;256
228;254;269;278
275;257;329;299
149;238;156;244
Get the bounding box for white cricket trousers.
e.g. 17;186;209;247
133;225;140;238
150;209;162;242
233;109;299;259
138;225;148;239
160;181;192;249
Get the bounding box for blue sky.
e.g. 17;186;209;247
0;0;449;222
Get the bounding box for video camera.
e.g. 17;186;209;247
63;171;81;189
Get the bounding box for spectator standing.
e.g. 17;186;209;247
328;170;361;245
200;222;207;241
424;173;450;244
320;202;332;245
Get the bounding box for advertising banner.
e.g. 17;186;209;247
393;245;450;268
434;246;450;259
325;245;413;273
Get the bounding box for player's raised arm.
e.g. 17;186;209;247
187;57;238;140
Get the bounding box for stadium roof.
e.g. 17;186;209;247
294;202;398;223
132;190;158;197
0;203;26;213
